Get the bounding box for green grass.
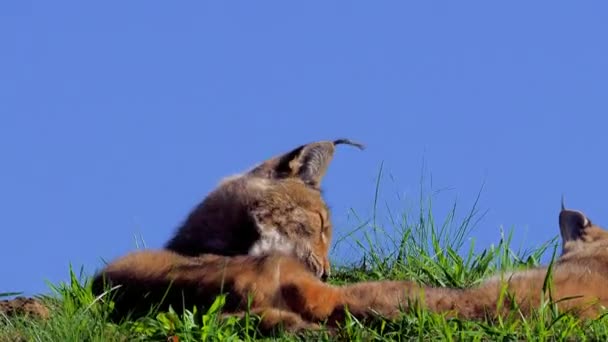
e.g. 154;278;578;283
3;168;608;341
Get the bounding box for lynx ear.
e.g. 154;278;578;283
249;138;365;187
559;206;589;244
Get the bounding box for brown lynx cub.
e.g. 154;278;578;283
93;204;608;332
163;138;365;280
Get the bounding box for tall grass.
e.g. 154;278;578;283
1;165;605;341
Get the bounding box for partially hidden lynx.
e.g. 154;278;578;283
93;203;608;332
92;138;366;329
163;138;365;280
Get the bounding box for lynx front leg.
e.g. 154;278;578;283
276;277;346;323
269;256;415;326
272;277;404;327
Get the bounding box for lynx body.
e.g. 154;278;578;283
93;206;608;332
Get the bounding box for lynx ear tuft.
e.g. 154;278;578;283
332;139;366;150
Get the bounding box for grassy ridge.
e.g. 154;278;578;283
2;170;607;341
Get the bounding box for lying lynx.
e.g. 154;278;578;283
164;138;364;279
92;205;608;332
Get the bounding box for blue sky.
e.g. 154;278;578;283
2;1;607;296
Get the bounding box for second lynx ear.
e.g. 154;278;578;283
250;138;364;188
559;207;589;243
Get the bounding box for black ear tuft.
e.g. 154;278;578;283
333;139;366;150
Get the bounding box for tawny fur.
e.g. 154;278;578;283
163;138;364;279
93;207;608;333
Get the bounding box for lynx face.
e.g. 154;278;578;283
243;178;335;280
164;139;364;280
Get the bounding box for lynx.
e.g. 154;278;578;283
92;204;608;332
1;138;366;325
164;138;364;280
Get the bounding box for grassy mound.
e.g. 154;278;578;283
3;171;607;341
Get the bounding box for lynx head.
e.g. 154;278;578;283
558;198;608;262
165;138;365;281
245;138;365;280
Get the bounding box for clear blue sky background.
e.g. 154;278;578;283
2;1;607;296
